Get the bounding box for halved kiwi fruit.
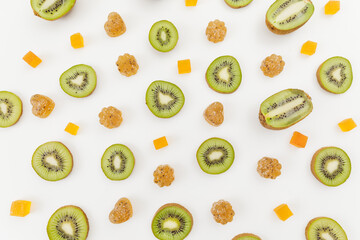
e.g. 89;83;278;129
311;147;351;187
225;0;253;8
317;57;353;94
306;217;348;240
31;0;76;21
196;137;235;174
101;144;135;181
0;91;22;128
152;203;193;240
146;80;185;118
259;89;313;130
60;64;97;98
149;20;178;52
232;233;262;240
266;0;315;34
47;205;89;240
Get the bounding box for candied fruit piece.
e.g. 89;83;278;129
301;41;317;56
109;197;133;224
99;106;123;129
185;0;198;6
10;200;31;217
260;54;285;78
70;33;84;49
116;53;139;77
204;102;224;127
153;164;175;187
274;204;293;221
104;12;126;37
325;1;340;15
30;94;55;118
178;59;191;74
211;200;235;225
65;122;79;136
23;51;42;68
206;20;227;43
338;118;357;132
153;136;168;150
257;157;282;179
290;131;308;148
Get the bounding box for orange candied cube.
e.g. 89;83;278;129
300;41;317;56
65;122;80;136
23;51;42;68
10;200;32;217
290;131;308;148
325;1;340;15
274;204;293;221
153;136;168;150
185;0;198;6
178;59;191;74
70;33;84;49
338;118;357;132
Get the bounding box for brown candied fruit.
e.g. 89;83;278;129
99;106;123;129
30;94;55;118
153;164;175;187
204;102;224;127
109;197;133;224
211;200;235;225
104;12;126;37
116;53;139;77
260;54;285;78
257;157;282;179
206;20;227;43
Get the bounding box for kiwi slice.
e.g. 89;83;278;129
152;203;193;240
149;20;179;52
146;80;185;118
266;0;315;34
259;89;313;130
0;91;22;128
306;217;348;240
206;56;242;94
60;64;97;98
232;233;262;240
196;137;235;174
225;0;253;8
47;205;89;240
31;0;76;21
317;57;353;94
32;141;73;181
101;144;135;181
311;147;351;187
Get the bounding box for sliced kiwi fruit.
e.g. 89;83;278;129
206;56;242;94
317;57;353;94
232;233;262;240
311;147;351;187
149;20;178;52
196;137;235;174
152;203;193;240
60;64;97;98
225;0;253;8
0;91;22;128
259;89;313;130
146;80;185;118
47;205;89;240
266;0;315;34
306;217;348;240
31;0;76;21
101;144;135;181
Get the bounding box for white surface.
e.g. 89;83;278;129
1;0;359;239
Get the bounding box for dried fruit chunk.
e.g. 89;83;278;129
65;122;79;135
301;41;317;56
0;91;23;128
116;53;139;77
153;136;168;150
104;12;126;37
225;0;253;8
185;0;198;6
325;1;340;15
153;164;175;187
211;200;235;224
99;106;123;129
306;217;348;240
206;20;227;43
109;198;133;224
30;94;55;118
257;157;282;179
70;33;84;49
274;204;293;221
178;59;191;74
232;233;262;240
23;51;42;68
338;118;357;132
31;0;76;21
10;200;32;217
290;131;308;148
204;102;224;126
260;54;285;78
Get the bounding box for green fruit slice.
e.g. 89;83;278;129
0;91;22;128
306;217;347;240
31;0;76;21
232;233;262;240
197;137;235;174
149;20;179;52
225;0;253;8
259;89;313;130
311;147;351;187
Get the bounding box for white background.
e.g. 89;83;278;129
0;0;359;239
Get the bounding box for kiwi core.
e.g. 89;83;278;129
265;97;305;118
218;66;231;83
159;92;174;105
208;151;224;161
320;231;335;240
40;0;58;10
113;155;121;170
45;155;59;167
61;222;74;235
163;218;180;231
0;102;9;115
274;1;309;23
324;158;340;175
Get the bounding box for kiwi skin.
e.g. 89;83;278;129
232;233;261;240
31;0;77;21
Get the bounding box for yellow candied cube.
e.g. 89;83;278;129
10;200;32;217
274;204;293;221
70;33;84;49
23;51;42;68
338;118;357;132
185;0;198;6
65;122;79;136
178;59;191;74
325;1;340;15
153;136;168;150
301;41;317;56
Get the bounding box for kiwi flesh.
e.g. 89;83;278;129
31;0;76;21
149;20;178;52
47;205;89;240
60;64;97;98
266;0;315;34
232;233;262;240
0;91;22;128
196;137;235;174
305;217;347;240
317;57;353;94
101;144;135;181
152;203;193;240
206;56;242;94
225;0;253;8
259;89;313;130
32;141;73;181
146;80;185;118
311;147;351;187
